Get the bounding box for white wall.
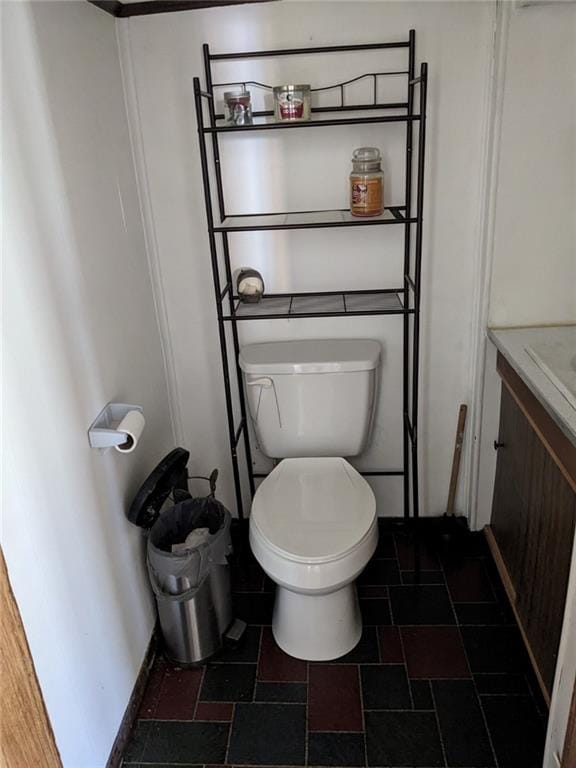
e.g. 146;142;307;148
472;1;576;534
120;0;496;519
2;2;174;766
489;2;576;327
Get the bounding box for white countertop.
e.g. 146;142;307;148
488;325;576;447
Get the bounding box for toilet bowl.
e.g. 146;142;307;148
240;338;381;660
249;457;378;661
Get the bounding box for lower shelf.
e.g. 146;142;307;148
223;290;408;321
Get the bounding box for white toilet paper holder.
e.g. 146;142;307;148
88;403;144;450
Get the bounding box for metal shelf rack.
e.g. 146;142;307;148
193;31;428;524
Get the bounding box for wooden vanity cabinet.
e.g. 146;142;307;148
489;353;576;701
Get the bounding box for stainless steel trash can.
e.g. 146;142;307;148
127;448;235;665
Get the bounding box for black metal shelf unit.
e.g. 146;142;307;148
193;31;427;524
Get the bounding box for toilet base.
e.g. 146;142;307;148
272;583;362;661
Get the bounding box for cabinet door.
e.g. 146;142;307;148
491;385;532;594
517;432;576;692
491;382;576;696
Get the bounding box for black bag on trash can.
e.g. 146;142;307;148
127;448;241;665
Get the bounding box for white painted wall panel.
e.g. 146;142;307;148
2;2;173;765
121;0;495;518
489;2;576;327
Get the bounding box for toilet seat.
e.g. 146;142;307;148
251;457;376;564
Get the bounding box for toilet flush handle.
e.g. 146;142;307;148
246;377;273;389
246;377;282;428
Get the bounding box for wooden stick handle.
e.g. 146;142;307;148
446;404;468;516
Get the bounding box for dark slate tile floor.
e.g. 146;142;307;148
123;521;547;768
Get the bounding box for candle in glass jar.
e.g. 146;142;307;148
273;85;311;122
350;147;384;217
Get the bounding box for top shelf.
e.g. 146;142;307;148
208;39;411;61
203;111;421;134
200;37;426;134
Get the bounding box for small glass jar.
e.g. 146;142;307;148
224;90;252;126
350;147;384;217
273;85;311;122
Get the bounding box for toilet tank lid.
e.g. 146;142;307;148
239;339;381;375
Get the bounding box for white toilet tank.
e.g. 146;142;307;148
239;339;380;458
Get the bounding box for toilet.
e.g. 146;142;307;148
239;339;381;661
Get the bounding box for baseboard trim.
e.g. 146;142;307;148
484;525;551;706
106;628;158;768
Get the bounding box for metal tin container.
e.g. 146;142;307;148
224;89;252;126
273;84;311;122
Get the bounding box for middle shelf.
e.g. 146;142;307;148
221;289;410;321
213;206;412;232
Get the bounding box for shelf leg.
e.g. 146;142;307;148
222;233;255;498
204;45;256;506
409;60;427;576
194;75;244;520
402;29;416;526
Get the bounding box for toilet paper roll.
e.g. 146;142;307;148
115;410;145;453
